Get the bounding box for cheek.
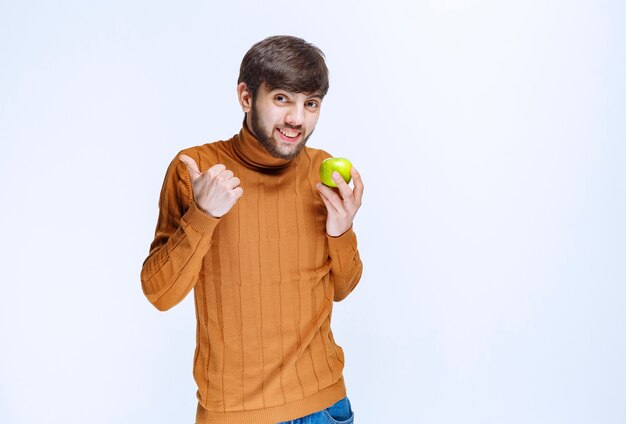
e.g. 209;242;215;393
306;115;320;131
261;108;282;126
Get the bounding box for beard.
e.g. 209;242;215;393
249;101;314;160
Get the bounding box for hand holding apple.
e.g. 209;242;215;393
316;158;364;237
320;157;352;187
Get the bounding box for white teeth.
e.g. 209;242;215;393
279;128;299;138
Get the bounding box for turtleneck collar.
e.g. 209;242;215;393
230;123;295;172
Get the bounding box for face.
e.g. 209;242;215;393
245;83;322;160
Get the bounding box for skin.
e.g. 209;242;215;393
179;81;364;236
176;158;243;218
316;167;364;237
239;82;321;160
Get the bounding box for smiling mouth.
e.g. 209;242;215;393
276;128;302;143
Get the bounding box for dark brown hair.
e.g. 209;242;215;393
238;35;329;98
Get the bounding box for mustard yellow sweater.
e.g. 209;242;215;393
141;125;363;424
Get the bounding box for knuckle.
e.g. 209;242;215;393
210;164;226;176
218;173;231;184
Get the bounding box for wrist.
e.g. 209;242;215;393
195;202;221;219
326;225;351;238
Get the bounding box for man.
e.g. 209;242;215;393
141;35;364;424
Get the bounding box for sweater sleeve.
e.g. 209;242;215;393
140;154;220;311
327;226;363;302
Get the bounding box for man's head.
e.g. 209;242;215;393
237;35;329;160
238;35;329;100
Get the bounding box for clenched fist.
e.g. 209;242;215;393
179;154;243;218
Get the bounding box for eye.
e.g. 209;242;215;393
274;94;289;103
305;100;320;109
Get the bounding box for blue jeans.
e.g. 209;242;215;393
277;397;354;423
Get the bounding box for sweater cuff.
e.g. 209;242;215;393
183;202;220;234
326;226;357;252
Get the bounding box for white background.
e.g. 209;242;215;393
1;0;625;423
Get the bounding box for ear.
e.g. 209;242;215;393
237;82;252;113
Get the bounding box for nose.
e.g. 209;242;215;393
285;104;304;127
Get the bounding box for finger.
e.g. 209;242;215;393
226;177;241;190
317;183;344;215
219;169;234;180
317;186;338;214
351;167;364;207
207;163;227;178
179;154;202;179
332;171;353;203
232;186;244;199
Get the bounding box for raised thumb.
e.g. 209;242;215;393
178;154;202;180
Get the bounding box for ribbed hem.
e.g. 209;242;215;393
183;202;220;234
196;378;346;424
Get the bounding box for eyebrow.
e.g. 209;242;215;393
270;88;323;100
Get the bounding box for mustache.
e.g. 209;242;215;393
281;124;303;131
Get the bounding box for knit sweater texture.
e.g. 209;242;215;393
140;125;363;424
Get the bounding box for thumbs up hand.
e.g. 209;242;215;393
179;154;243;218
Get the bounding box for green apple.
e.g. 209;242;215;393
320;157;352;187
